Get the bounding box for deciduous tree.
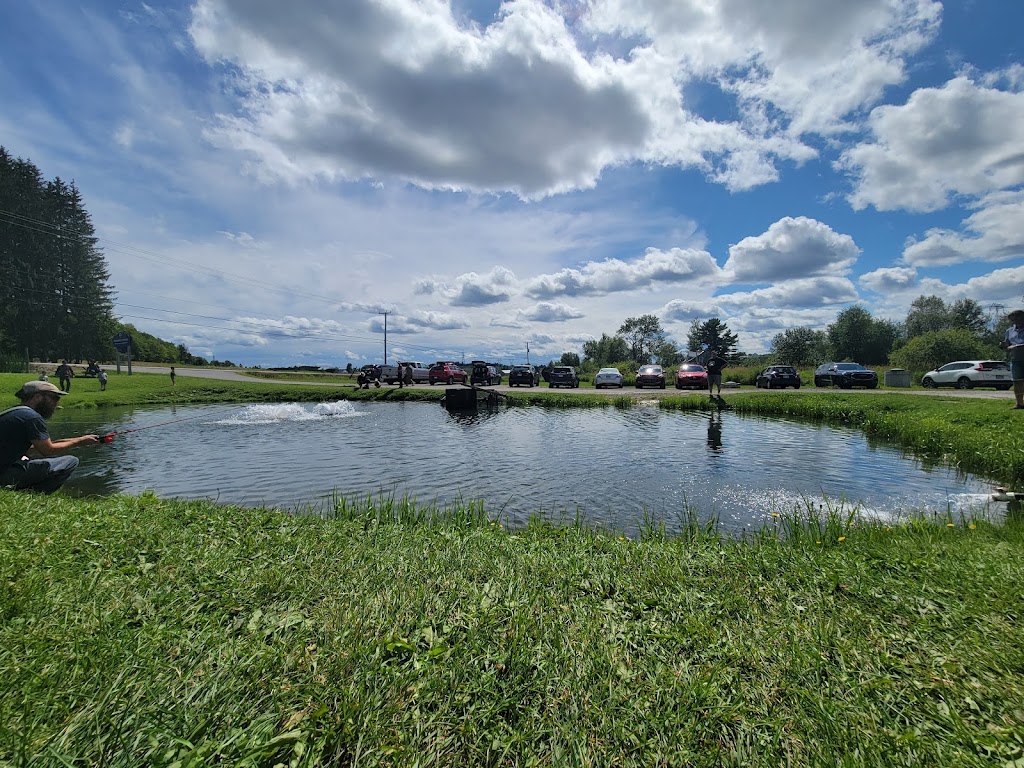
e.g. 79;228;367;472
618;315;666;365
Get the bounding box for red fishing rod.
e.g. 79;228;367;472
98;406;242;444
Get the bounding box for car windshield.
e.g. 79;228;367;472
835;363;866;370
639;366;662;374
512;366;530;371
598;368;619;374
678;365;704;372
552;367;572;373
772;367;796;374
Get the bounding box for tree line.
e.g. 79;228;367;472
0;147;216;367
0;147;117;363
577;299;1013;375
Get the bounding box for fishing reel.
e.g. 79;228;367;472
100;433;116;444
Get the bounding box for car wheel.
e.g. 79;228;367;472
956;376;973;390
922;377;935;388
997;383;1012;391
635;384;641;389
447;376;454;385
793;383;800;389
660;382;666;389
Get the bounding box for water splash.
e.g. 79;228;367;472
215;401;361;425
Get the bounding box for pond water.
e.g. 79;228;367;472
52;400;1001;535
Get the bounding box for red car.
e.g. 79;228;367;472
675;363;708;390
428;362;467;385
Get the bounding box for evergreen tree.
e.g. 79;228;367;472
687;318;739;358
0;147;116;360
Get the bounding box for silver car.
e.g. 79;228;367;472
594;367;624;389
921;360;1012;390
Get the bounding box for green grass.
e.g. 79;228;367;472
1;492;1023;766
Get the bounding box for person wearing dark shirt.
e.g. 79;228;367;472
704;350;728;396
0;380;99;494
55;361;74;392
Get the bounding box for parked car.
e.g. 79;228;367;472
470;361;502;386
428;362;467;385
813;362;878;389
756;365;801;389
594;367;624;389
674;363;708;390
548;366;579;388
509;364;540;387
921;360;1013;390
635;364;666;389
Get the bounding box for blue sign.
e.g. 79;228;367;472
112;331;132;354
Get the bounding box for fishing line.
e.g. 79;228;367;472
97;405;246;444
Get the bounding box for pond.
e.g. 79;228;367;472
53;400;1001;536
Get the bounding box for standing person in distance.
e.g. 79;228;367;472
169;366;176;386
55;360;74;392
1001;309;1024;409
97;368;108;392
704;348;728;397
0;381;98;493
403;363;414;388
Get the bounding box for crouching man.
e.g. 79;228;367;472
0;381;99;494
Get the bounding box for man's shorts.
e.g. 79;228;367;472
708;373;722;386
1012;361;1024;381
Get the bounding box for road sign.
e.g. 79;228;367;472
112;331;132;354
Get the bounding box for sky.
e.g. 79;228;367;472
2;0;1024;368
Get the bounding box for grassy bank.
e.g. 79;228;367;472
2;492;1023;766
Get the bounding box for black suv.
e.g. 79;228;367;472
469;361;502;385
548;366;579;388
814;362;878;389
508;365;540;387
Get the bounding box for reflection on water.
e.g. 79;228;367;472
49;400;1002;536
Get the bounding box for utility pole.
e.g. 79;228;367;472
526;342;530;365
377;310;390;364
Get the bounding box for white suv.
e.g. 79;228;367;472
921;360;1012;390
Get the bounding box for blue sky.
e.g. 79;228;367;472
2;0;1023;367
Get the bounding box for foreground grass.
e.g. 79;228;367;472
2;492;1023;766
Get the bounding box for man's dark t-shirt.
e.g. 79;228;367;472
0;406;48;466
705;356;727;375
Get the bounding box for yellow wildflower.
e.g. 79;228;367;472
946;523;955;528
838;536;846;542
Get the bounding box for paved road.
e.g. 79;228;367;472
127;365;1017;402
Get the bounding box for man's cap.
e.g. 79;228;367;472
16;380;67;398
1009;309;1024;319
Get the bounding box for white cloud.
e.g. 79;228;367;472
518;302;584;322
186;0;939;197
840;77;1024;212
449;266;518;306
525;247;721;298
716;276;860;308
901;190;1024;266
859;266;919;293
723;216;859;283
